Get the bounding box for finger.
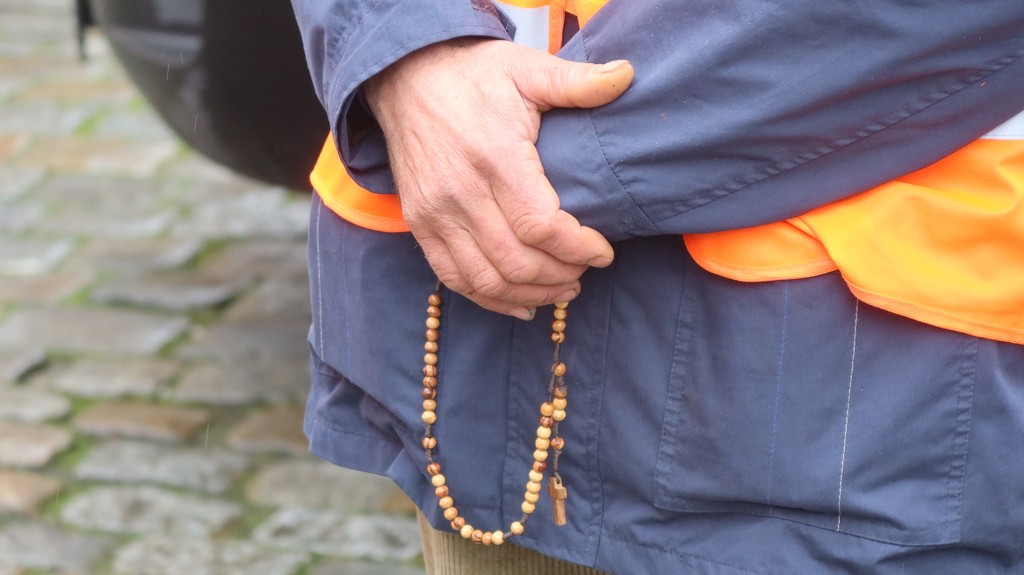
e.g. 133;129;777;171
513;55;634;111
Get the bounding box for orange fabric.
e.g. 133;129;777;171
310;137;409;233
687;138;1024;344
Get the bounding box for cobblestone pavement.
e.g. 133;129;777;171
0;1;425;573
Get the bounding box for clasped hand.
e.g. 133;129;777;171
365;38;633;320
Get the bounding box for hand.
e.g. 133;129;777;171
365;38;633;319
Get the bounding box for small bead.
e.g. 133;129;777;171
423;436;438;450
427;462;442;476
539;416;553;428
554;387;568;399
553;362;567;377
452;517;466;530
423;399;437;412
524;491;540;503
540;402;555;417
423;365;438;377
529;470;544;483
422;387;436;400
492;531;505;545
431;474;446;487
482;531;493;545
532;461;547;473
427;305;441;318
526;480;542;494
444;507;459;521
511;521;525;535
554;302;569;309
554;308;568;320
522;501;536;514
423;376;438;388
551;332;566;344
424;353;438;366
471;530;484;543
552;320;566;333
552;397;567;410
438;496;454;509
424;341;439;353
534;449;549;462
550;437;565;450
426;317;440;330
428;293;443;306
435;485;448;498
422;411;437;424
552;409;567;422
461;525;474;539
536;426;552;439
425;328;439;342
535;437;550;450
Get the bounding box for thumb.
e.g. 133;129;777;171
517;57;634;111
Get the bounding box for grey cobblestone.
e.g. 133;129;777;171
0;308;189;355
247;459;415;515
60;485;241;536
0;349;46;385
0;422;73;467
112;537;309;575
0;269;95;306
76;440;249;493
74;401;211;443
0;470;62;514
172;360;308;406
253;508;421;562
226;405;308;455
92;273;245;312
178;319;309;364
78;237;203;274
39;358;178;398
0;238;73;276
0;522;116;571
0;387;71;423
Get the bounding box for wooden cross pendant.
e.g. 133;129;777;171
548;476;568;526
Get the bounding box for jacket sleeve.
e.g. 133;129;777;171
289;0;511;191
540;0;1024;238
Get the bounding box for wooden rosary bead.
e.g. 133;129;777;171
553;362;567;377
422;387;436;400
555;302;569;309
431;474;446;487
426;317;440;330
552;409;567;422
534;449;549;462
539;416;554;427
537;426;552;439
427;462;442;476
427;305;442;318
444;507;459;521
424;341;439;353
425;328;439;342
428;293;443;306
452;517;466;530
461;525;474;539
550;437;565;450
552;320;566;333
535;437;550;450
526;481;542;494
511;521;525;535
434;485;448;498
540;402;555;417
423;365;438;377
522;501;536;514
525;491;540;503
533;461;547;473
482;531;493;545
422;411;437;424
551;332;566;344
554;307;568;320
424;352;438;366
552;397;567;410
492;531;505;545
423;399;437;411
554;388;568;399
423;436;437;450
529;469;544;483
438;496;454;509
471;529;484;543
423;376;438;388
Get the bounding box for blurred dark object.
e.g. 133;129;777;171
79;0;327;189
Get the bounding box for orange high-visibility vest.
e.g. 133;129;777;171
310;0;1024;345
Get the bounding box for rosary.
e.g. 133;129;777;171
419;286;570;545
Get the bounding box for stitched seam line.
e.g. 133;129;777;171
315;199;325;358
836;299;859;532
766;282;789;510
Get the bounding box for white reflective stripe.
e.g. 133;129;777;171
494;1;550;51
982;109;1024;140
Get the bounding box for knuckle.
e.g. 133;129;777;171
511;211;558;248
465;267;508;298
493;252;542;284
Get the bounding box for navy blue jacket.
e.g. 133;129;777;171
293;1;1024;573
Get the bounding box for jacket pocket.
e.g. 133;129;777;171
653;269;974;546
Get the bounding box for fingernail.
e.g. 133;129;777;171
588;255;613;268
595;60;629;75
512;307;536;321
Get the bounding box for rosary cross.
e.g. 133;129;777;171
548;476;568;526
